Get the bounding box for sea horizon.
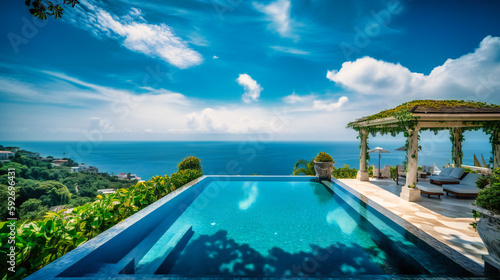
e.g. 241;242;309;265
2;140;493;181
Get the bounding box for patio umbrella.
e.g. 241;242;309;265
395;145;406;151
368;147;391;178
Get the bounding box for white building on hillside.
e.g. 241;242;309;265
0;151;15;161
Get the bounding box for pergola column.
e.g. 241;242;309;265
357;130;369;181
400;128;422;202
494;131;500;169
452;128;463;167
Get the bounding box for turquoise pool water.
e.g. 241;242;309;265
36;177;472;279
155;179;467;277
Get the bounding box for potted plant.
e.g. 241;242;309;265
472;168;500;267
314;152;335;181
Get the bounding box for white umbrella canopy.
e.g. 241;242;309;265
368;147;391;154
395;145;406;151
368;147;391;178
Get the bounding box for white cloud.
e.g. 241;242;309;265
283;92;348;112
0;66;361;141
254;0;296;39
87;117;117;133
185;106;289;134
282;92;314;104
212;55;219;59
327;36;500;102
67;0;202;69
270;46;309;55
313;96;349;112
236;74;263;103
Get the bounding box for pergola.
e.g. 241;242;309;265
348;100;500;202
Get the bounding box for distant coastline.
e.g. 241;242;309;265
0;140;492;181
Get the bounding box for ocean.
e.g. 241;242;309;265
1;140;493;180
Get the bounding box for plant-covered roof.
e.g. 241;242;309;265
351;100;500;124
347;99;500;141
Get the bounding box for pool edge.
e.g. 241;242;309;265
332;179;484;276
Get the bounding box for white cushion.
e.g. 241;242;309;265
417;183;444;194
461;173;480;186
428;176;460;182
449;168;465;179
439;167;453;177
443;184;480;194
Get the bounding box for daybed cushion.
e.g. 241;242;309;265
439;167;454;177
417;184;444;194
460;173;481;186
443;184;480;194
427;176;460;183
449;167;465;179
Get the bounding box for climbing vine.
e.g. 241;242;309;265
357;131;370;171
347;100;500;169
449;128;464;167
358;100;500;122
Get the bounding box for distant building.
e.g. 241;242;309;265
21;150;40;159
0;151;15;160
52;159;68;166
117;173;141;181
97;188;116;195
70;164;99;174
86;166;99;174
130;174;141;181
2;146;20;153
49;205;74;214
49;205;66;213
41;157;54;162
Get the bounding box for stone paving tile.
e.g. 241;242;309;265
338;179;487;271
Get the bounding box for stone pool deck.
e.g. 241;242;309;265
336;178;487;276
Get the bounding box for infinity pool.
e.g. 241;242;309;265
30;176;472;279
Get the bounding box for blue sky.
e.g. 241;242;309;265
1;0;500;141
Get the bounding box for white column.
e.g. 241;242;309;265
452;128;463;167
357;130;369;181
401;128;421;202
494;131;500;169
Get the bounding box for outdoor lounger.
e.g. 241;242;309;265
443;173;482;198
417;182;444;198
428;167;465;185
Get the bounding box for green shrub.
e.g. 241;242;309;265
475;168;500;213
177;156;202;171
464;168;478;174
331;165;358;179
0;157;203;279
368;165;374;177
476;185;500;215
476;175;490;189
314;152;334;163
170;169;203;189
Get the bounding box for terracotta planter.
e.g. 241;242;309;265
473;206;500;262
314;161;333;181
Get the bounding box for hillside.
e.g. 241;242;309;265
0;146;137;222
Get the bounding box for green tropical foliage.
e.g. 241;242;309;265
25;0;80;20
292;159;374;179
354;100;500;123
292;158;315;175
0;154;136;222
475;175;490;189
331;165;358;179
475;168;500;214
0;157;203;279
315;152;334;163
177;156;202;172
